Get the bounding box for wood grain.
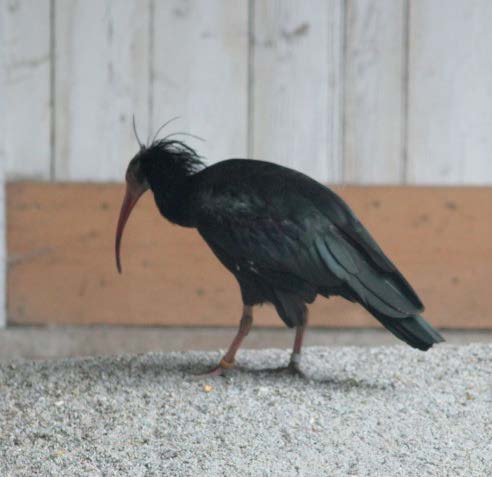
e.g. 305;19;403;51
7;183;492;328
407;0;492;184
152;0;248;164
344;0;406;183
1;0;51;180
252;0;343;183
0;146;4;326
54;0;150;180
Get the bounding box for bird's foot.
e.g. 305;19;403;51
192;358;235;379
271;365;302;376
271;353;303;376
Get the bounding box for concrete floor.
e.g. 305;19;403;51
1;326;491;361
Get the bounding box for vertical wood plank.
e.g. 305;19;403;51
252;0;343;183
152;0;248;164
55;0;150;181
407;0;492;184
1;0;51;180
0;133;5;327
344;0;406;184
327;0;344;184
0;164;7;329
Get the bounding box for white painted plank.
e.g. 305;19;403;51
344;0;406;184
407;0;492;184
0;113;5;326
152;1;248;164
55;0;150;181
252;0;343;183
0;161;4;327
1;0;51;180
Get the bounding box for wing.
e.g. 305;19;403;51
198;209;337;296
304;183;424;310
193;162;423;319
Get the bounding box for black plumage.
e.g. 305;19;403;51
116;137;444;375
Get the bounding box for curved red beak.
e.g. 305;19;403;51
115;185;145;274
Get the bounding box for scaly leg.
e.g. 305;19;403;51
274;309;308;375
287;324;306;373
195;305;253;377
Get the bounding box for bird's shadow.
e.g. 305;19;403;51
66;354;394;393
12;354;390;395
178;362;393;392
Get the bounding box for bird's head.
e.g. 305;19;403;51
115;117;204;273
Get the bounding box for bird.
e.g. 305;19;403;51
115;121;444;376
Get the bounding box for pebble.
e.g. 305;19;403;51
0;344;491;476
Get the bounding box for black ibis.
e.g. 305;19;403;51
115;126;444;376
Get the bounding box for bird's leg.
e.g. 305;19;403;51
195;305;253;377
272;310;308;375
287;324;306;373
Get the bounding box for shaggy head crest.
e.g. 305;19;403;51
131;115;206;174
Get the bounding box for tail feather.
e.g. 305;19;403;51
372;311;444;351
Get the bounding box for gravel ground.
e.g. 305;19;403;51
0;344;491;476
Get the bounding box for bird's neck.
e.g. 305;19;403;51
149;167;197;227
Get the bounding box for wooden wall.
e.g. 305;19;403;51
2;1;492;328
2;0;492;184
8;183;492;328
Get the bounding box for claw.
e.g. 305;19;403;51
192;367;227;379
271;362;303;376
192;358;235;379
270;353;303;376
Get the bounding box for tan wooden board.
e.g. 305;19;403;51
7;183;492;328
